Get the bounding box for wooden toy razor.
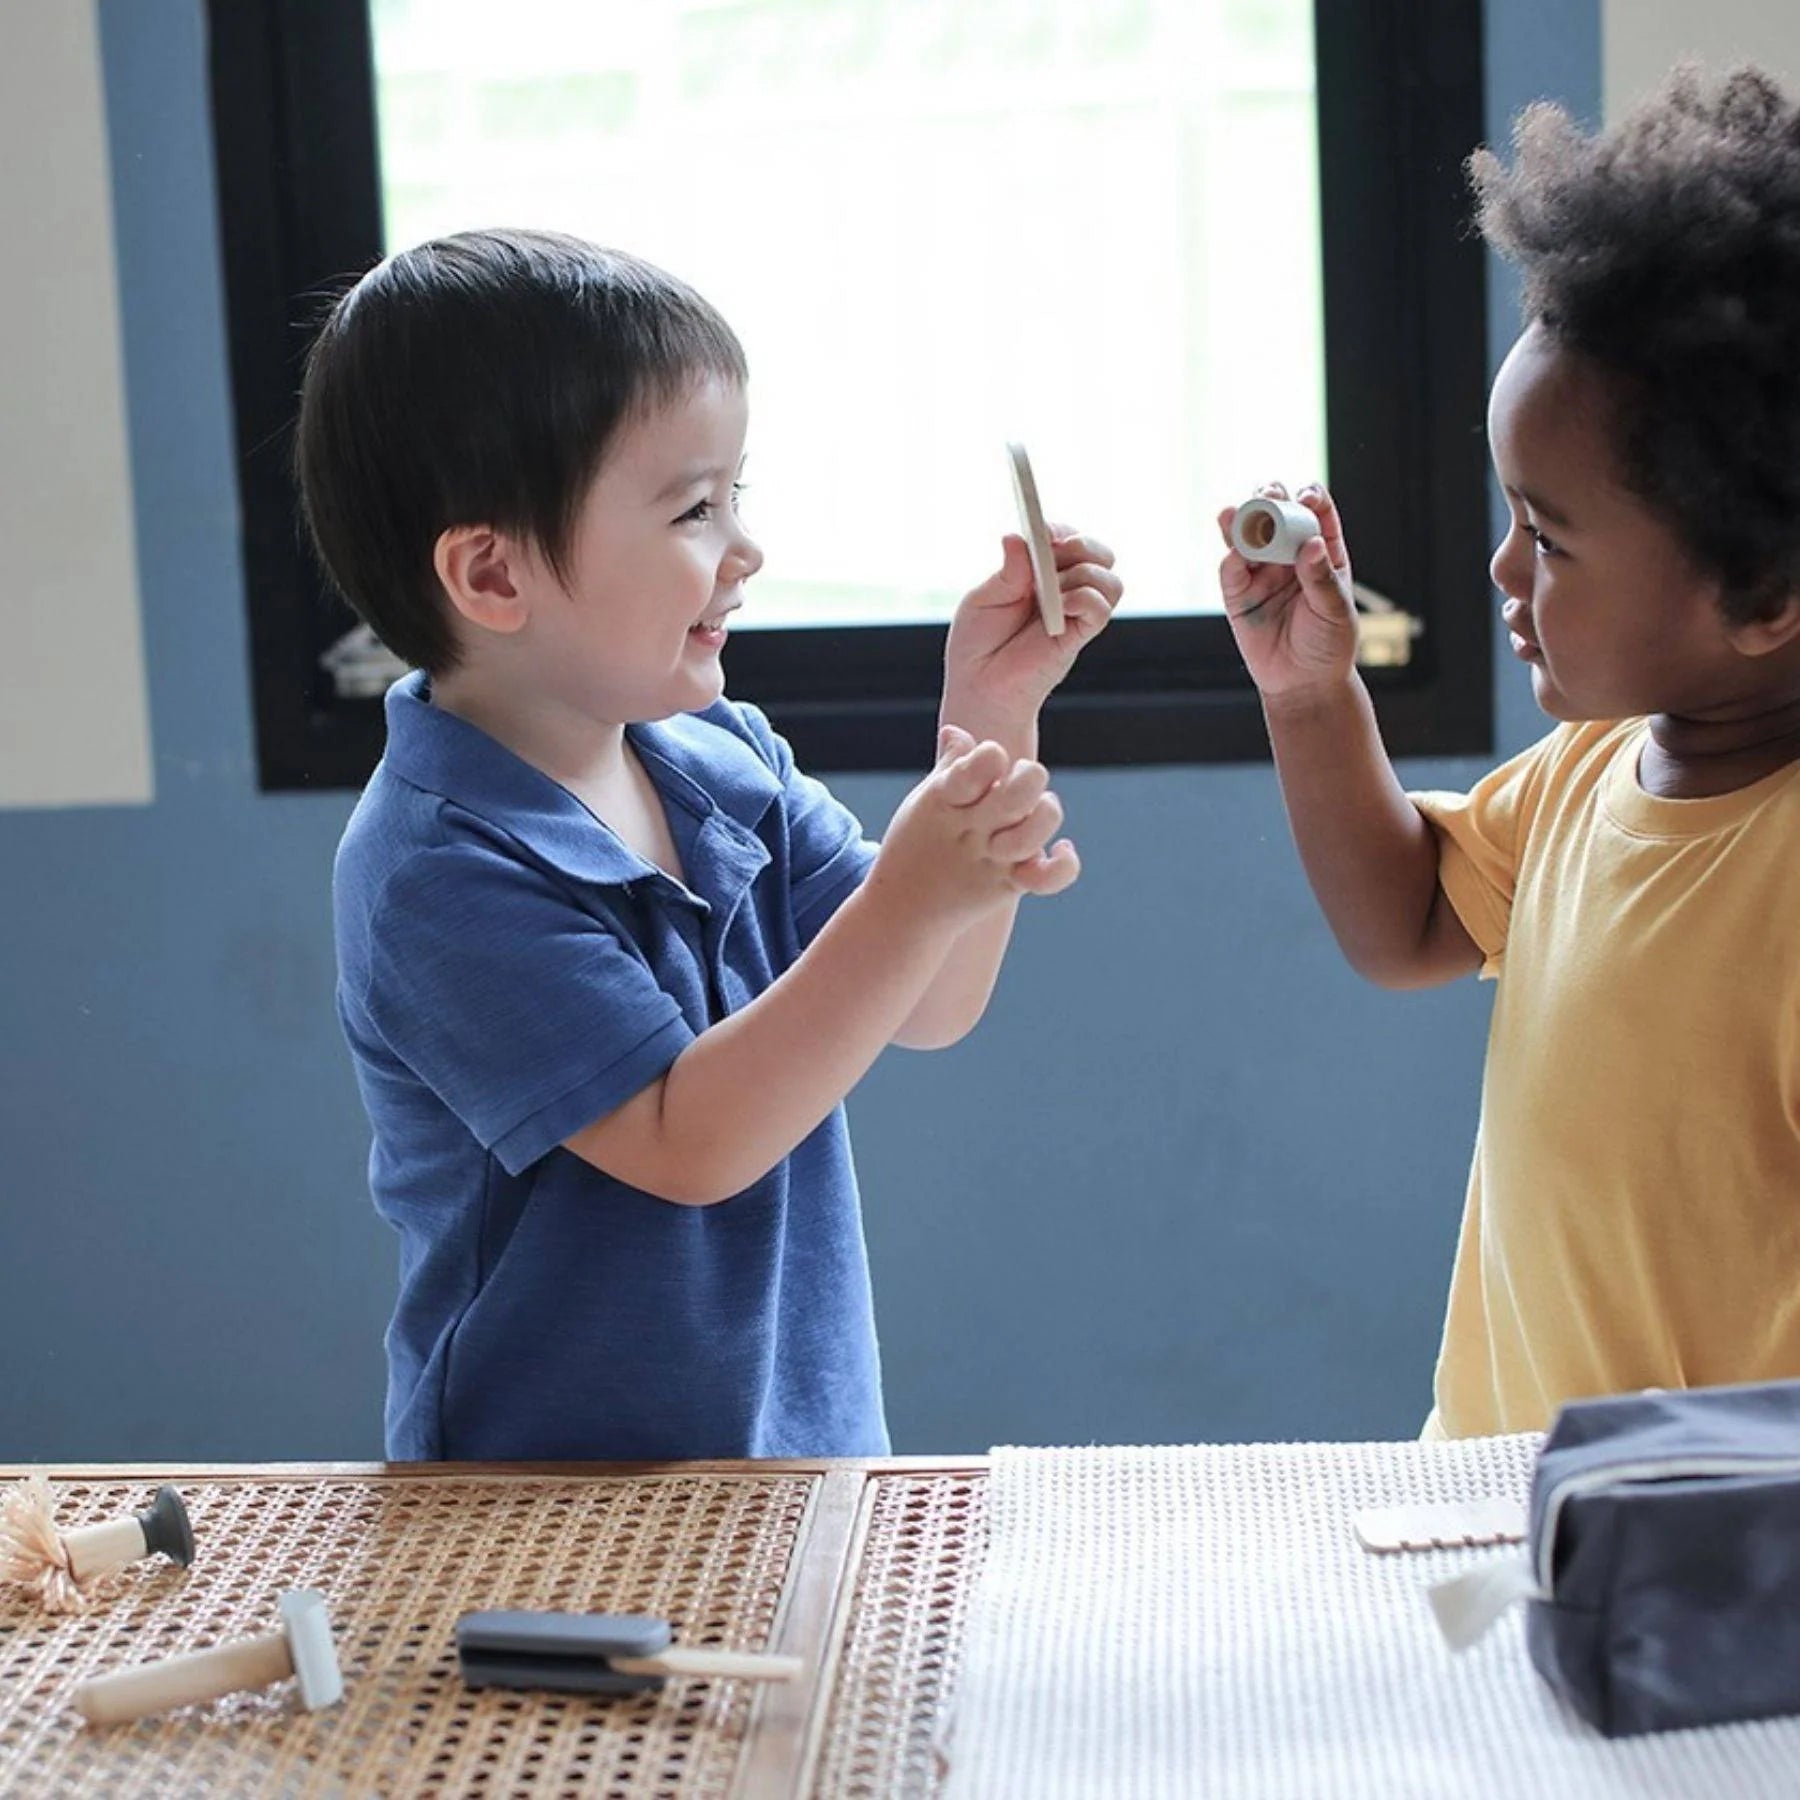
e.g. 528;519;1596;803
457;1610;802;1695
72;1588;343;1726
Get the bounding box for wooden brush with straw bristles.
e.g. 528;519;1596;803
1;1475;195;1614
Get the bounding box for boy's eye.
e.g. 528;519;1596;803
674;484;746;527
1525;521;1563;559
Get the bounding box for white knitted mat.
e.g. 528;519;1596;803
943;1436;1800;1799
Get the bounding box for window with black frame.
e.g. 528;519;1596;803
208;0;1488;789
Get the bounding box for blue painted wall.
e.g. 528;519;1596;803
0;0;1599;1460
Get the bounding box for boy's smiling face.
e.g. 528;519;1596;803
1486;323;1749;724
515;374;762;725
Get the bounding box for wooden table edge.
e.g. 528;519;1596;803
0;1457;991;1480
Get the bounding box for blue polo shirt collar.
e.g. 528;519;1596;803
380;672;779;897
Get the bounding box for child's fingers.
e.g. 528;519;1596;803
1047;528;1116;573
1057;559;1123;615
1060;583;1119;639
1294;534;1356;623
1219;547;1293;621
987;789;1065;863
974;757;1050;828
962;535;1034;611
1294;483;1350;572
1218;548;1256;610
936;723;975;765
1057;561;1121;602
938;738;1010;803
1009;838;1081;897
1042;549;1122;640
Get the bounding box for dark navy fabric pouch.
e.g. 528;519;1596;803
1521;1380;1800;1737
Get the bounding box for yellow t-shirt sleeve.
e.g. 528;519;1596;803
1409;730;1565;970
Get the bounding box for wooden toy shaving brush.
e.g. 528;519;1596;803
1;1476;194;1614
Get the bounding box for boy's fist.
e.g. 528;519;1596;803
870;727;1079;929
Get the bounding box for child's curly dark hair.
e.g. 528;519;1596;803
1471;64;1800;624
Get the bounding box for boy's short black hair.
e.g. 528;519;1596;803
1471;64;1800;624
295;229;747;673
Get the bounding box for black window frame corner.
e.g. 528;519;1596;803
208;0;1489;788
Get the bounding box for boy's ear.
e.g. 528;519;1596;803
433;525;530;636
1726;587;1800;659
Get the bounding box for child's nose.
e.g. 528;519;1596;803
1489;532;1529;602
729;531;764;583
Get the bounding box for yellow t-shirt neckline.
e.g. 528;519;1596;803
1603;722;1800;840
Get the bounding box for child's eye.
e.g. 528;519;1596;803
1526;522;1564;559
675;484;746;527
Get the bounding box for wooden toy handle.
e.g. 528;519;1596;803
62;1518;148;1582
612;1647;804;1684
74;1630;293;1726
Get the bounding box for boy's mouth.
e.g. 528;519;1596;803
1501;598;1541;661
689;602;740;643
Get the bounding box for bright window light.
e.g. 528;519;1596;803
370;0;1324;626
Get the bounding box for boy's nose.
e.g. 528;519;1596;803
729;532;765;582
1489;536;1528;603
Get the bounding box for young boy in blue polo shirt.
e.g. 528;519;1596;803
296;228;1121;1461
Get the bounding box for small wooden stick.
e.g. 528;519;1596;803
1353;1498;1527;1554
610;1647;803;1683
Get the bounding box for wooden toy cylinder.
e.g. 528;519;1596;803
62;1517;148;1582
74;1630;293;1726
1231;495;1322;564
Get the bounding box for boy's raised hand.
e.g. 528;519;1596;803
867;724;1079;932
941;529;1122;741
1219;483;1359;699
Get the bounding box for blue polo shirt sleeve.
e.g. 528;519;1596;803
356;839;694;1175
732;702;878;946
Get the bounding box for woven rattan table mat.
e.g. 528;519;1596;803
807;1471;987;1799
0;1469;818;1797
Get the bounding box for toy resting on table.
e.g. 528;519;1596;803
0;1476;194;1614
456;1610;802;1694
73;1588;341;1726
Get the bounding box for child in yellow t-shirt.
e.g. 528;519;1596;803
1218;64;1800;1436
